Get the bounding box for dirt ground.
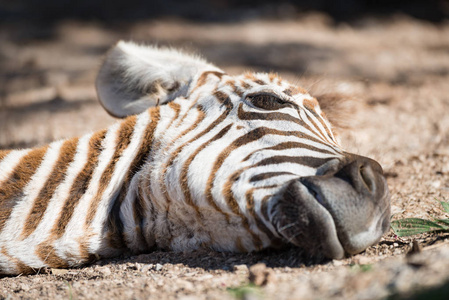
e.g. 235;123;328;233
1;13;449;299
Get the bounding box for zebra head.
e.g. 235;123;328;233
96;41;390;260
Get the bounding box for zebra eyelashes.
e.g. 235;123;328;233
245;93;294;111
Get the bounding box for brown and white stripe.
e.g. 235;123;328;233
0;43;347;275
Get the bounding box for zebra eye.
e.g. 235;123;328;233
246;93;291;110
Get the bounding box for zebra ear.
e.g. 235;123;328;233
96;41;222;118
315;93;353;130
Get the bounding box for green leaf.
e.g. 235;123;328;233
434;218;449;226
227;283;262;300
350;263;373;272
440;201;449;214
391;218;447;237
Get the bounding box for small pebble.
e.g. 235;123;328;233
140;264;154;273
249;263;275;286
431;181;441;189
155;263;163;271
19;283;30;292
51;268;69;275
332;260;344;266
233;264;249;273
97;266;112;277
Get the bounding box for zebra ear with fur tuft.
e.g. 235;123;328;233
315;93;353;130
96;41;223;118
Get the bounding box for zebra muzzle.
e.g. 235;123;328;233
273;155;391;259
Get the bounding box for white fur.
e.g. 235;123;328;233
30;134;92;263
120;174;144;251
55;123;120;263
96;41;223;117
301;108;339;147
0;149;31;184
1;141;63;268
90;110;150;255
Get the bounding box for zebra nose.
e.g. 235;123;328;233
334;156;383;196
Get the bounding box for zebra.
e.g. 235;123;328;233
0;41;390;275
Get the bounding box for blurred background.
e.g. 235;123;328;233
1;0;448;22
0;0;449;168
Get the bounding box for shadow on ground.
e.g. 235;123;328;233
99;246;328;271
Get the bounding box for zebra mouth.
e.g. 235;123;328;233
300;179;346;258
301;180;327;208
273;179;345;259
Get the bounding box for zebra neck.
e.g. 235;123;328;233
86;108;161;255
0;108;160;271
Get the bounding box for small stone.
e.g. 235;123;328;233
97;266;112;277
155;263;163;271
332;259;344;266
51;268;69;275
233;264;249;273
140;264;154;273
431;181;441;189
249;263;275;286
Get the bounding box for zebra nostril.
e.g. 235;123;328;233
334;157;380;195
359;165;374;193
315;158;340;176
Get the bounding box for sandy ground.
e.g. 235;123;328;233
1;14;449;299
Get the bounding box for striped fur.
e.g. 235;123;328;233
0;42;388;275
